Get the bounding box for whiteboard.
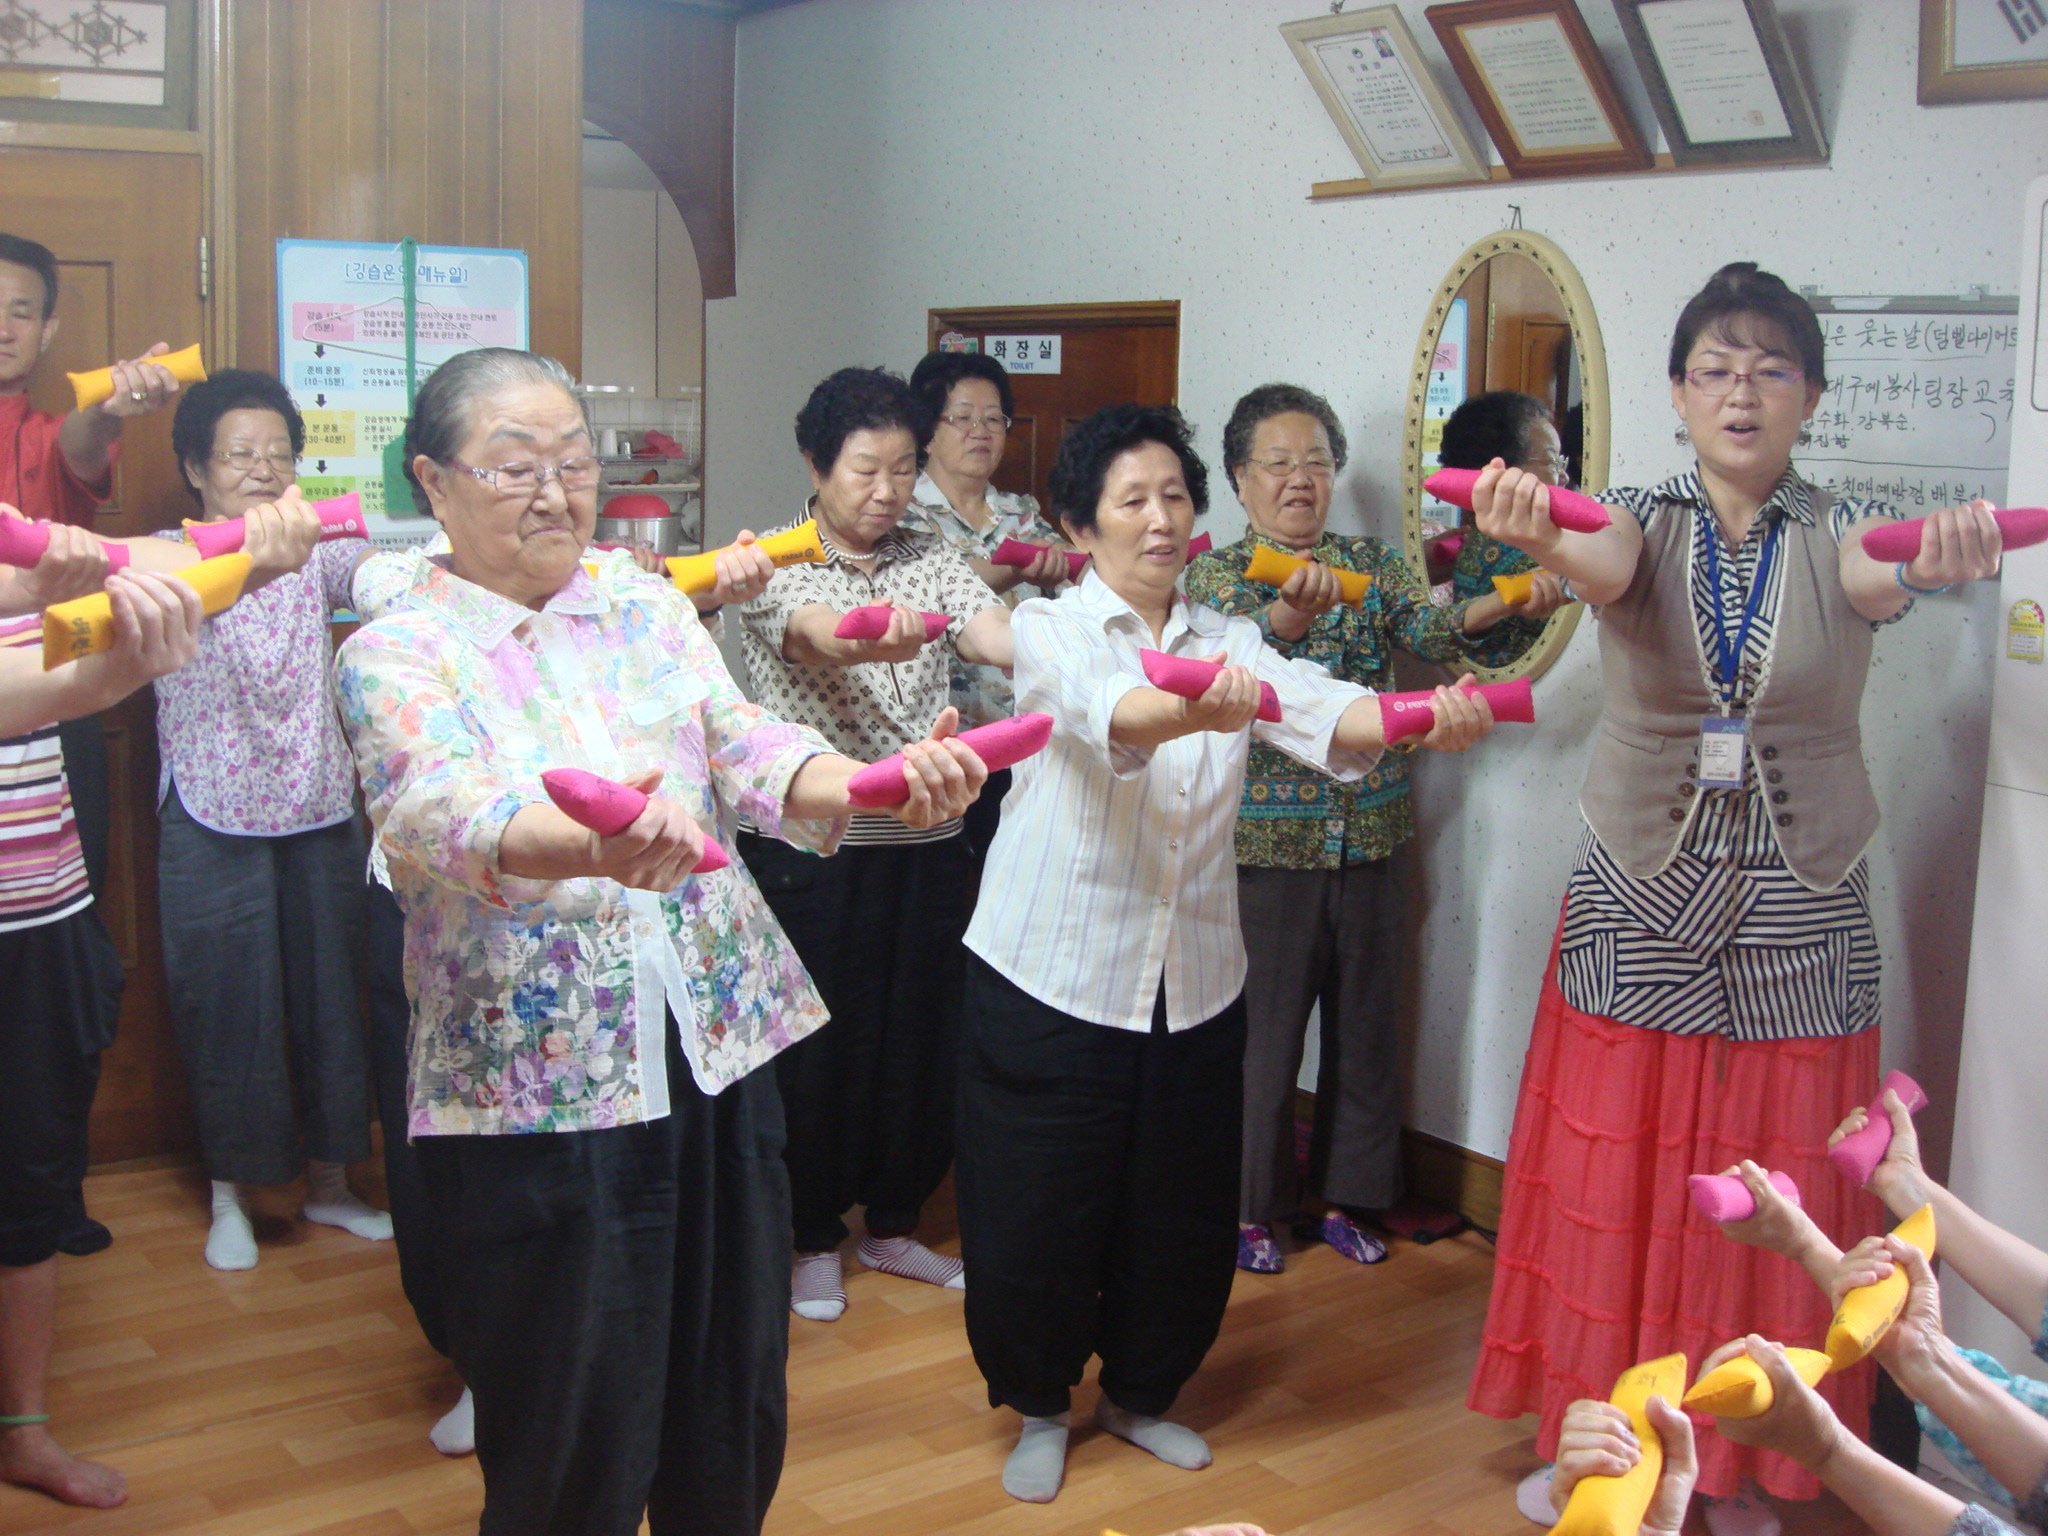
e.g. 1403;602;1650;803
1798;297;2018;513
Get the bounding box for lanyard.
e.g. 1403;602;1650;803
1700;509;1780;696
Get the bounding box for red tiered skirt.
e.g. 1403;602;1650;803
1468;916;1883;1502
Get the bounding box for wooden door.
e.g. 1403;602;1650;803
2;146;206;1162
925;302;1179;512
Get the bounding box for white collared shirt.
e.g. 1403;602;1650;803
964;571;1381;1032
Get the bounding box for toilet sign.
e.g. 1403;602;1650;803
985;334;1061;374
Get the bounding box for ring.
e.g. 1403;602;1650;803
130;390;144;402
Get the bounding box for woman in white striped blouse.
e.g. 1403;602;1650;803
954;403;1493;1504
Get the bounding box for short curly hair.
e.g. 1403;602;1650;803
908;350;1015;446
1047;403;1209;533
1437;390;1553;472
794;366;922;473
1220;383;1348;492
171;368;305;502
1668;261;1826;390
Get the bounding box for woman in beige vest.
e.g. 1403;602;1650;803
1463;263;2005;1536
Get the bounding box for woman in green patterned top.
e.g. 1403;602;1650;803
1183;382;1531;1274
1437;390;1572;668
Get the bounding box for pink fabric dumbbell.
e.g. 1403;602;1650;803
833;605;951;643
185;491;369;558
1689;1170;1801;1224
1427;531;1466;564
0;512;132;572
990;537;1090;583
1829;1070;1929;1186
1139;649;1282;723
1423;468;1612;535
1186;532;1212;558
539;767;729;874
1859;507;2048;563
1377;676;1535;745
844;713;1054;809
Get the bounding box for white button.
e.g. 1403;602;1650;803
1178;786;1188;796
637;922;653;938
1159;897;1170;907
1169;840;1179;850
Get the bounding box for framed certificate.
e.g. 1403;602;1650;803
1425;0;1652;179
1919;0;2048;105
1615;0;1827;166
1280;7;1490;190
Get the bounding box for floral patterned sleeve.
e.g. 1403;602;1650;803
336;621;554;914
1366;539;1474;665
674;592;848;856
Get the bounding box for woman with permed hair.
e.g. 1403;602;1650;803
1187;381;1554;1276
1434;389;1573;667
736;365;1016;1325
150;368;395;1273
954;402;1496;1503
901;349;1076;857
1465;263;2007;1536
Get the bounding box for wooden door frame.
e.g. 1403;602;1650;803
926;299;1180;398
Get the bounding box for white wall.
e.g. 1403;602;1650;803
708;0;2048;1161
582;132;705;398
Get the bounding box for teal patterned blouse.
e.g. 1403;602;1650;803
1185;531;1477;868
1449;525;1548;669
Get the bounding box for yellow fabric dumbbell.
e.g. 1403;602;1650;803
41;552;252;668
1550;1353;1687;1536
1242;543;1373;607
665;520;828;595
67;342;207;411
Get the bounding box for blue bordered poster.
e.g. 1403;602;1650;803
276;239;528;544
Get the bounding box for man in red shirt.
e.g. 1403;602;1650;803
0;231;180;527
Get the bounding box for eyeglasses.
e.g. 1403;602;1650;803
937;410;1012;433
452;456;602;497
1529;450;1570;479
1250;454;1336;480
1685;366;1805;397
212;447;299;476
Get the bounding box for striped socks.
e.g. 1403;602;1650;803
857;1234;964;1289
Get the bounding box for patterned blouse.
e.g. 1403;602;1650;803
150;535;362;836
1450;525;1549;669
1559;469;1906;1040
337;548;842;1137
737;508;1005;844
900;473;1067;727
1921;1298;2048;1527
1184;531;1477;868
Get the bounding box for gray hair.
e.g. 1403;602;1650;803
1219;382;1350;491
401;348;582;514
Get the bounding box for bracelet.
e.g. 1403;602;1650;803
0;1412;50;1427
1895;562;1951;597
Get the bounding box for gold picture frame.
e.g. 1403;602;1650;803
1280;7;1490;190
1920;0;2048;105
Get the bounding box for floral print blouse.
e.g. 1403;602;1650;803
1449;525;1549;670
150;535;362;835
1185;530;1478;869
337;547;843;1137
899;473;1066;726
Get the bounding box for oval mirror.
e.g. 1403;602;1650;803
1400;228;1609;682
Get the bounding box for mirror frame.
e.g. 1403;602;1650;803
1400;228;1609;682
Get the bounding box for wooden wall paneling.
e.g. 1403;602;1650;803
583;0;736;300
224;0;581;373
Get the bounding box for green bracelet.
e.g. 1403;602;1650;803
0;1412;50;1427
1895;561;1951;597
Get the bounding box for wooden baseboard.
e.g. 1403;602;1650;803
1293;1089;1504;1233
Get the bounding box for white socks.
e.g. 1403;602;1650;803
429;1386;475;1456
791;1250;847;1321
1003;1413;1069;1503
204;1181;257;1271
857;1233;964;1289
1094;1398;1212;1470
1516;1464;1558;1524
304;1160;394;1241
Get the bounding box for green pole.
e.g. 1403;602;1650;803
381;237;420;515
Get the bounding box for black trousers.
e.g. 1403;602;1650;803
414;1026;791;1536
740;832;971;1252
955;953;1245;1419
363;881;447;1358
0;908;123;1268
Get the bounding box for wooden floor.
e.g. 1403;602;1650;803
1;1163;1872;1536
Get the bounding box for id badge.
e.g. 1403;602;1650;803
1697;715;1748;789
